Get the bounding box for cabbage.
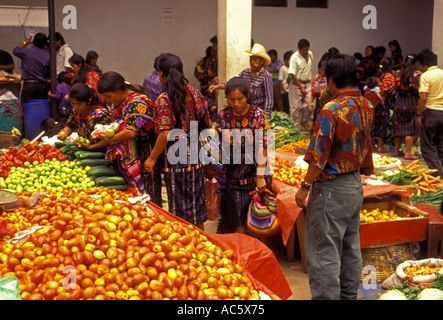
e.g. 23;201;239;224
417;288;443;300
378;289;407;300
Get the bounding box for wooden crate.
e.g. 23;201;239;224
359;197;430;248
0;131;20;149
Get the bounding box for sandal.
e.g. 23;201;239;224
404;154;419;160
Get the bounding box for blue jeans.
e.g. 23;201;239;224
305;171;363;300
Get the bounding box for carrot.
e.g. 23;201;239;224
405;159;420;169
422;172;429;183
425;169;439;174
412;176;423;183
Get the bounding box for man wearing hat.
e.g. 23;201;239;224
288;39;314;130
209;43;274;117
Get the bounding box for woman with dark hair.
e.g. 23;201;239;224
69;53;101;94
392;54;422;159
373;57;396;153
309;47;340;126
389;40;403;72
214;76;272;234
357;45;377;81
144;53;211;229
57;82;111;151
97;71;160;201
85;50;102;75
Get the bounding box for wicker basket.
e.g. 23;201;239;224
0;131;20;149
360;243;417;282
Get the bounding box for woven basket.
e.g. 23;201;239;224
360;243;417;282
0;131;20;149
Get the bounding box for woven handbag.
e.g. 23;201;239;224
246;189;280;237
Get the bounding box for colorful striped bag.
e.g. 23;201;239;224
246;189;280;237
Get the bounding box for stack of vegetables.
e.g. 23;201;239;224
380;160;443;209
378;274;443;300
271;157;307;188
56;141;127;191
0;188;261;300
270;112;306;149
0;142;65;179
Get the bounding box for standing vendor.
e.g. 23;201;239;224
13;33;50;103
57;82;111;151
97;71;161;203
295;54;374;300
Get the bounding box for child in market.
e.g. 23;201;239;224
278;50;293;114
48;71;71;126
363;76;384;108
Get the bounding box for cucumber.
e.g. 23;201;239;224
87;166;120;177
99;184;128;191
95;176;126;186
69;145;83;153
60;145;71;154
80;159;113;167
54;141;66;149
75;151;106;159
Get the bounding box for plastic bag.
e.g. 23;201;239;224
0;277;21;300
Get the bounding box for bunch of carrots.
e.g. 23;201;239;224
397;159;442;195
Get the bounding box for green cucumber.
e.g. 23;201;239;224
95;176;126;186
75;151;106;159
80;159;113;167
60;145;71;153
54;141;66;149
87;166;120;177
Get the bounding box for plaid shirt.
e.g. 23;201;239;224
304;90;374;181
237;68;274;117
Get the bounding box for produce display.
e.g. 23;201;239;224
360;208;400;223
404;265;441;277
0;189;261;300
55;141;128;192
0;143;65;178
270;112;306;149
378;274;443;300
0;159;94;194
373;155;399;166
271;157;307;188
276;139;310;153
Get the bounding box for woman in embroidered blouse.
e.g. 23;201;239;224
214;76;272;234
97;71;161;201
392;54;422;159
144;53;211;230
57;82;111;151
69;53;101;96
373;58;396;153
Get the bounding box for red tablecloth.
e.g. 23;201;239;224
146;202;293;300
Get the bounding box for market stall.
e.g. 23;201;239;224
0;140;292;300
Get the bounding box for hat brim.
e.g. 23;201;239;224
244;50;271;66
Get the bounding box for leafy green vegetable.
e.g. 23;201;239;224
383;171;419;186
410;188;443;209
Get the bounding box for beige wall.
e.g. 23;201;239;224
433;0;443;68
0;0;434;89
